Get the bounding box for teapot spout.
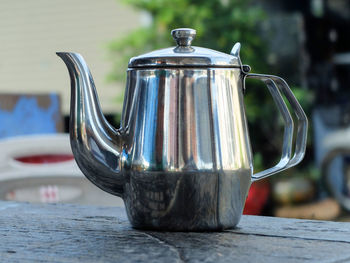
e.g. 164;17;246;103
57;52;124;197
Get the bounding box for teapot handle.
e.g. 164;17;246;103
245;74;308;181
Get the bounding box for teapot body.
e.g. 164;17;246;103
120;68;253;230
58;28;307;231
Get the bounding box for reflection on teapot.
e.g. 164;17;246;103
123;170;251;230
57;28;307;230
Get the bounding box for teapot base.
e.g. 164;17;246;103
123;169;251;231
130;222;239;232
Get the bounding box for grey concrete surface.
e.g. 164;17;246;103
1;201;350;262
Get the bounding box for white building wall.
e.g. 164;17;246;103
0;0;142;114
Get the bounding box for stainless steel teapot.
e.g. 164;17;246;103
57;28;308;231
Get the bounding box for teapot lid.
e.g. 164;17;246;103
128;28;241;68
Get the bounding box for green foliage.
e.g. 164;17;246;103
108;0;267;82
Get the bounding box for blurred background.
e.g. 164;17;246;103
1;0;350;221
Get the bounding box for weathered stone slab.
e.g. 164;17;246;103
1;201;350;263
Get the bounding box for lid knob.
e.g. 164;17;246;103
171;28;196;47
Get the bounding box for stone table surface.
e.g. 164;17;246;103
1;201;350;263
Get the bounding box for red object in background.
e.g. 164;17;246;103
15;154;74;164
243;181;270;215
